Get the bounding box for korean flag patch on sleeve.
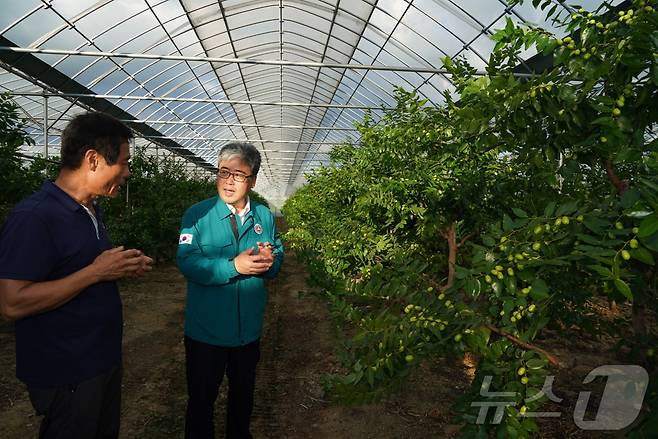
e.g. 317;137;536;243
179;233;193;245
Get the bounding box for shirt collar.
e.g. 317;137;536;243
42;180;84;212
226;197;251;220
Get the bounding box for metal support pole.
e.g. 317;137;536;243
9;91;377;110
43;93;48;160
126;142;133;208
0;45;517;76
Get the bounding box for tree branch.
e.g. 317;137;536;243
458;232;475;248
605;159;628;195
484;323;562;368
440;223;457;291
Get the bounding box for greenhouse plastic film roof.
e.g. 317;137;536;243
0;0;625;207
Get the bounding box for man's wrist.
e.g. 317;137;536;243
82;263;102;284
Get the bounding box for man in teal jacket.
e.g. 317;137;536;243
177;142;283;439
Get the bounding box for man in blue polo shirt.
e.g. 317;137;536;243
0;112;152;439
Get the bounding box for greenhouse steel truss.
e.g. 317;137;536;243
0;0;627;205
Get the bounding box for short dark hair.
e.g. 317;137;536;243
60;112;133;169
217;142;261;175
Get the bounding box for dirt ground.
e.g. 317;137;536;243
0;252;646;438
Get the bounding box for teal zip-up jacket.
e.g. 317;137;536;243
176;196;283;346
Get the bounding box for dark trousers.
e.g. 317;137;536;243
184;336;260;439
27;365;122;439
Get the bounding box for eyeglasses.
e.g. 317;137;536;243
218;169;253;183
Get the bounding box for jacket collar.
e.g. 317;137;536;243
214;196;232;219
214;195;259;223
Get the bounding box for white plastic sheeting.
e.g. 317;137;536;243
0;0;625;204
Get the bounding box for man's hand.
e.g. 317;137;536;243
234;247;273;275
130;253;154;278
91;246;152;281
257;241;274;261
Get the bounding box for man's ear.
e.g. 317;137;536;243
83;149;99;171
250;175;257;189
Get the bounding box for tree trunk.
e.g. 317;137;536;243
441;222;457;291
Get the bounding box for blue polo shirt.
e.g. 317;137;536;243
0;181;122;387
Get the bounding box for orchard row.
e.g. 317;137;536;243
283;1;658;437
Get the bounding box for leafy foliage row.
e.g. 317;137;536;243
282;1;658;436
0;94;54;223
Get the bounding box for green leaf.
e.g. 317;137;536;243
574;244;617;257
505;17;515;33
530;279;549;300
589;264;613;277
625;210;653;219
503;214;514;232
556;201;578;216
581;27;595;46
638;215;658;238
641;232;658;252
526;358;548;370
631;248;655;265
465;277;482;297
512;207;528;218
613;279;633;301
615;147;642;164
483;236;496;246
576;234;602;246
505;275;517;294
536;34;549;51
651;30;658;51
620;189;641;209
612;258;620;279
456;266;470;279
583;216;608;234
537;257;570;266
543;201;556;217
